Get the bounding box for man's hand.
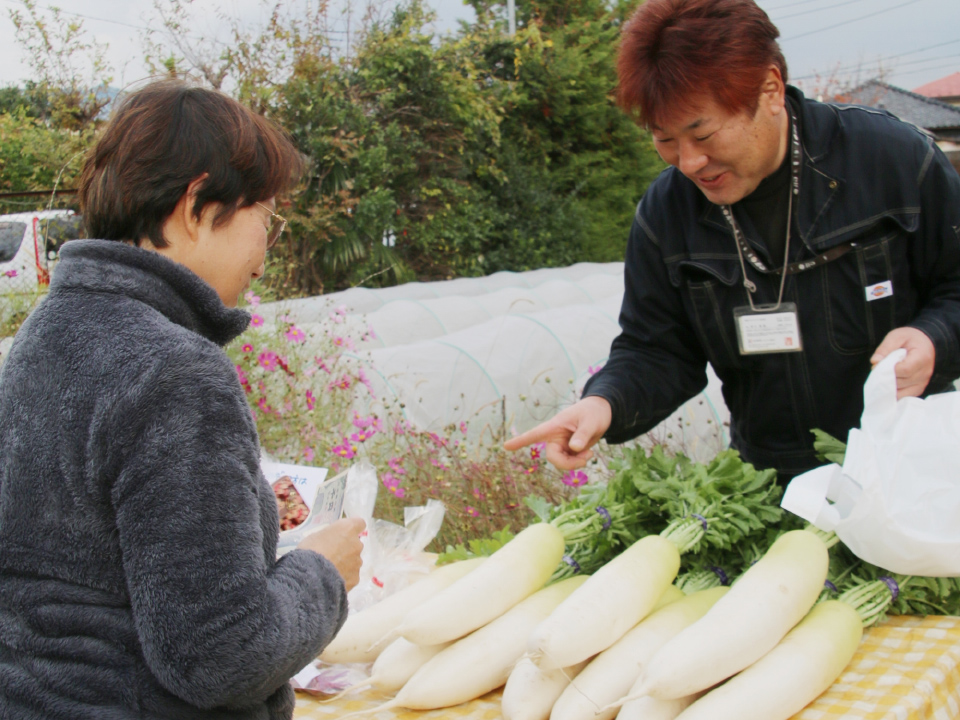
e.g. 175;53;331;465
297;517;366;591
502;396;613;470
870;327;936;399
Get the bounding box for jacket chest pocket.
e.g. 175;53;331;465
678;260;760;371
820;232;910;354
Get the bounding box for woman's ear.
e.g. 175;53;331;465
180;174;210;242
150;174;210;252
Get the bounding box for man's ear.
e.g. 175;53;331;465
760;66;787;117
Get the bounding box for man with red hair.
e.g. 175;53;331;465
506;0;960;480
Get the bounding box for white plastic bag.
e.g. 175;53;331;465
340;460;446;612
782;348;960;576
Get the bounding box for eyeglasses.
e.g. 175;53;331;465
255;202;288;249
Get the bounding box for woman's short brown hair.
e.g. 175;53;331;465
79;79;304;247
617;0;787;130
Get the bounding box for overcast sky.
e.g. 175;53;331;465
0;0;956;94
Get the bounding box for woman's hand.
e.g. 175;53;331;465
297;517;366;591
503;396;613;470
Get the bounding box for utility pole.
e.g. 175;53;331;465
508;0;516;35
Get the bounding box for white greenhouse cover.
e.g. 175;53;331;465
261;262;730;461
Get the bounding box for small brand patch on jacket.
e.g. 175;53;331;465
865;280;894;301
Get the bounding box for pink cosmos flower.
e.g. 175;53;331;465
242;343;254;353
530;442;545;461
244;291;261;307
315;356;332;374
285;326;306;343
235;366;253;394
3;269;17;278
250;314;265;328
388;457;407;475
331;335;356;351
393;421;407;436
524;464;539;474
328;311;345;324
328;375;352;391
256;397;274;414
588;364;604;375
465;506;479;517
350;430;374;443
382;472;406;498
382;472;400;490
305;390;316;411
562;470;589;488
353;413;373;429
332;441;357;459
472;489;485;501
357;368;375;394
258;351;279;372
459;421;468;435
302;447;315;462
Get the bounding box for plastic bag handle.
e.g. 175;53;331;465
781;464;842;531
860;348;906;438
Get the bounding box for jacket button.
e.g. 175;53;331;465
829;180;838;189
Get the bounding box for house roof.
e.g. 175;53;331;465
843;80;960;131
914;72;960;99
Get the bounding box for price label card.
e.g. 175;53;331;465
734;303;803;355
261;461;328;511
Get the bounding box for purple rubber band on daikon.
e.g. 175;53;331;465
879;576;899;602
824;580;838;593
563;555;581;573
595;506;612;530
691;513;708;530
709;566;729;586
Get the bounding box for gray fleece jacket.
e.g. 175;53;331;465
0;240;348;719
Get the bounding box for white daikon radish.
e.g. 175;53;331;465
634;529;829;700
397;523;565;646
529;534;681;670
673;600;862;720
501;657;590;720
318;637;451;701
652;584;686;609
552;587;727;720
320;557;485;663
374;575;588;712
617;692;702;720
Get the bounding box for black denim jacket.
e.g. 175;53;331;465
584;86;960;477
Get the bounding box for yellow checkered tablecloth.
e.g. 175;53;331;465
294;615;960;720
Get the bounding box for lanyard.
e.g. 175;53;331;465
720;108;801;313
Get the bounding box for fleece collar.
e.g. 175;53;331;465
52;239;251;346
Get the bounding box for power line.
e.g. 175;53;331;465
763;0;831;11
791;38;960;80
1;0;350;41
774;0;871;21
894;60;960;80
782;0;926;42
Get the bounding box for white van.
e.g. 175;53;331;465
0;210;83;293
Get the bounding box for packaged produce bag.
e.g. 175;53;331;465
782;349;960;576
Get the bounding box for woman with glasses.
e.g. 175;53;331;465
0;80;363;720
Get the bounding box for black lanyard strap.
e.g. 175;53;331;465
741;239;856;276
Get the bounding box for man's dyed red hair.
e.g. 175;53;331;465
617;0;787;129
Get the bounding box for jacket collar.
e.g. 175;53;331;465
700;85;846;252
52;239;251;346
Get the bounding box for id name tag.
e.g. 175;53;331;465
734;302;803;354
